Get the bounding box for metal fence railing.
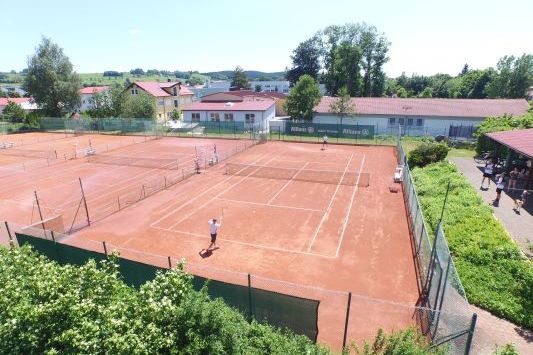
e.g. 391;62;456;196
397;141;477;355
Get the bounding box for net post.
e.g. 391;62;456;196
464;313;477;355
34;190;46;232
103;241;108;256
164;176;167;188
247;273;253;322
79;178;91;226
142;185;146;199
167;256;172;269
117;195;121;210
50;230;56;243
54;150;58;159
342;292;352;349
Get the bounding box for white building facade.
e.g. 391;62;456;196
182;101;275;132
250;80;290;93
79;86;110;112
310;97;529;138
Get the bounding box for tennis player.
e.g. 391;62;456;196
494;174;505;202
194;158;200;174
322;134;328;150
513;190;528;214
480;160;495;188
213;144;218;163
207;217;221;250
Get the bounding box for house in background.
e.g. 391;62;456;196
250;80;290;93
182;100;275;132
124;81;194;121
200;90;287;116
312;97;529;137
0;97;38;114
79;86;110;112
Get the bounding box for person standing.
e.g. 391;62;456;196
494;174;505;203
508;167;519;190
322;134;328;150
481;160;495;189
207;218;221;250
513;190;528;214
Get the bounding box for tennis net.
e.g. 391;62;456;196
224;163;370;186
0;146;57;159
87;154;180;170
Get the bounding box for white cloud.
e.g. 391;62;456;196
128;28;143;36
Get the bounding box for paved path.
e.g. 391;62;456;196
451;158;532;258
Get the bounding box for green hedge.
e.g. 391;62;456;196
411;162;533;328
0;246;328;354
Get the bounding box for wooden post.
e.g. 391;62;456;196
103;241;108;256
342;292;352;349
34;191;46;232
167;256;172;269
79;178;90;226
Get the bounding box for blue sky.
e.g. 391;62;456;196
2;0;532;77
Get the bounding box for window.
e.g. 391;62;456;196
172;87;177;96
224;113;234;121
245;113;255;124
210;112;220;121
388;117;396;126
191;113;200;122
398;118;405;126
158;100;164;106
407;118;414;126
416;119;424;127
131;89;138;95
174;99;179;107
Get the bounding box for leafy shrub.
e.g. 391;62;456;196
0;246;330;354
493;343;519;355
349;328;445;355
408;143;450;167
411;162;533;328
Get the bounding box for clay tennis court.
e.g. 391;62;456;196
0;133;419;350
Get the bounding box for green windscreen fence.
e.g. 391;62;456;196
15;233;319;341
285;122;375;139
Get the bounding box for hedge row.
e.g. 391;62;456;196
411;162;532;328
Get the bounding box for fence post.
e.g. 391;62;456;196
4;221;14;248
424;221;441;300
79;178;91;226
247;274;253;322
50;230;56;242
34;191;46;232
464;313;477;355
342;292;352;349
103;241;108;256
167;256;172;269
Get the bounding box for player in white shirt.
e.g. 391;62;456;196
207;218;221;250
322;134;328;150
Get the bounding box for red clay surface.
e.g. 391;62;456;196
0;133;419;351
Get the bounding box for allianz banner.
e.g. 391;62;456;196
285;122;374;139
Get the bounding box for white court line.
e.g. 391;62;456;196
216;197;323;213
166;153;283;230
150;148;279;226
151;226;338;259
334;154;366;258
306;153;354;252
266;162;309;205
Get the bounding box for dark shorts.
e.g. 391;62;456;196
483;173;492;178
496;187;503;194
323;140;328;144
210;233;217;243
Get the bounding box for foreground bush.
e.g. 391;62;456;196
411;162;533;328
0;246;328;354
408;143;450;168
349;328;445;355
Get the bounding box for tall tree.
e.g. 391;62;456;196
230;66;250;90
23;37;81;116
286;36;322;85
330;42;362;96
120;91;156;119
460;63;469;76
328;87;357;125
284;75;321;120
486;54;532;98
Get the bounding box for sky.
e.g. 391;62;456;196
1;0;532;77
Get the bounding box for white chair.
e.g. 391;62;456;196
394;166;404;182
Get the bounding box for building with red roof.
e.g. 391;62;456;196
0;97;38;113
182;100;275;132
312;97;529;137
124;81;194;121
79;86;110;112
